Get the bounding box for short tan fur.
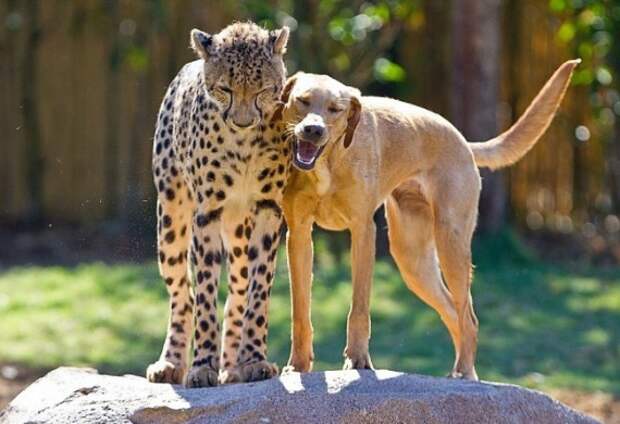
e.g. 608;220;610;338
280;60;579;380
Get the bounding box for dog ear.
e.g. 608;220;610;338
271;74;299;123
281;73;300;103
343;94;361;148
190;29;215;60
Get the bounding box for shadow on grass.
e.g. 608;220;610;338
0;231;618;394
265;231;620;394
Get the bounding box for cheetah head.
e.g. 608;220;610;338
190;22;289;132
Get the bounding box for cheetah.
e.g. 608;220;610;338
146;22;291;387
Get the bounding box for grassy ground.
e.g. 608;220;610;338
0;233;618;398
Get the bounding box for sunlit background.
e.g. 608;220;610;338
0;1;619;421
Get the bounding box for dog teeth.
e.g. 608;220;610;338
296;141;319;165
296;152;313;165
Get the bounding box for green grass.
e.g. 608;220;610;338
0;232;618;395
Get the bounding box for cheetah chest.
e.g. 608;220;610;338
176;95;289;211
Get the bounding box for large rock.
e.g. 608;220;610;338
0;367;597;423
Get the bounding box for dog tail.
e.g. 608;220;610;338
470;59;580;170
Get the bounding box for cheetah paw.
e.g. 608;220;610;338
146;360;185;384
219;360;279;384
184;365;219;388
343;351;374;370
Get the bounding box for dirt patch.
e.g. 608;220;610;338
550;389;620;423
0;364;45;411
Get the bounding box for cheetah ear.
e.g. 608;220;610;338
271;26;289;55
191;28;215;60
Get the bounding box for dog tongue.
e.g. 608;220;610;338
297;141;319;164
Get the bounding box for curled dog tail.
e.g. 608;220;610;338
470;59;580;170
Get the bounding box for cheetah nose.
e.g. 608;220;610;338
232;118;258;129
302;124;324;141
233;120;253;128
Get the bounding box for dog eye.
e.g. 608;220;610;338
328;106;343;113
297;98;310;106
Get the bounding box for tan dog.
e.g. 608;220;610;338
279;60;579;380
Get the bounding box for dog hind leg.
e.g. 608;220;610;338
430;173;480;381
385;185;461;369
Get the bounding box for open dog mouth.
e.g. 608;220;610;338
293;139;325;170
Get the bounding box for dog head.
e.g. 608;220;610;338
279;73;361;171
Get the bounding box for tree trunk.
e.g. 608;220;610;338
450;0;506;233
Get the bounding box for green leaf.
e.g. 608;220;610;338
126;46;148;72
373;58;406;82
557;21;576;43
572;68;594;85
549;0;566;13
596;67;613;85
363;4;390;23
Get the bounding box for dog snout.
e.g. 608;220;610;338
302;124;325;141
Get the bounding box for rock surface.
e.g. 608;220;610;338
0;367;597;423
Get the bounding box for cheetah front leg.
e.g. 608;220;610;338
184;208;224;388
147;192;195;384
220;203;282;383
219;217;252;372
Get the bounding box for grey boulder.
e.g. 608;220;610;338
0;367;597;423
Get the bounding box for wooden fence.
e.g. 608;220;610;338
0;0;606;231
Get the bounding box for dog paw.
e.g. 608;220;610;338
448;368;479;381
343;351;374;370
146;360;185;384
280;365;297;376
184;365;219;388
284;355;313;373
220;360;279;384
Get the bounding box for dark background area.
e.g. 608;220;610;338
1;0;619;263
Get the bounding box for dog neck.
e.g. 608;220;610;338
306;136;348;197
310;157;331;196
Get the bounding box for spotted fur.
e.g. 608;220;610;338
146;22;291;387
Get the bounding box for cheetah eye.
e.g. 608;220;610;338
218;85;232;94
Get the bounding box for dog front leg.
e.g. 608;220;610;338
343;218;376;370
284;219;315;373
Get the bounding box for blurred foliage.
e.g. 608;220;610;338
89;1;417;86
550;0;620;138
239;0;418;88
2;0;620;256
535;0;620;250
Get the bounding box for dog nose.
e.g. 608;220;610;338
302;124;324;140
